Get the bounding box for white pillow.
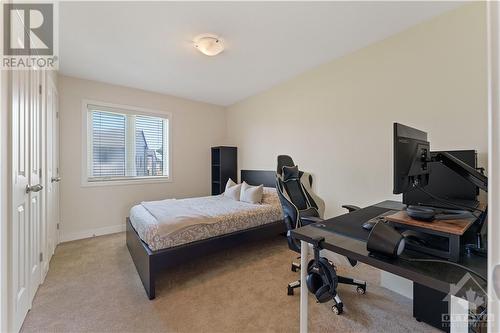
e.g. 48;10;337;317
240;181;264;204
224;178;241;201
262;187;278;205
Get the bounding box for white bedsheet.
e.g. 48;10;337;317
129;189;283;251
141;199;217;238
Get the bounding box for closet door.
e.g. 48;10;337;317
28;69;42;301
45;73;59;262
11;68;43;332
11;70;31;333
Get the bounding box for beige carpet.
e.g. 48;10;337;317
21;233;438;333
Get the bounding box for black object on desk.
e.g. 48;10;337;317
366;221;406;258
385;209;477;262
293;201;487;332
392;123;488;257
403;150;479;209
362;210;399;230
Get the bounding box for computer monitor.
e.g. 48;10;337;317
392;123;488;256
393;123;431;194
403;150;479;209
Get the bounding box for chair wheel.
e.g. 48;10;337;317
332;304;343;315
287;286;294;296
356;286;366;295
291;266;298;272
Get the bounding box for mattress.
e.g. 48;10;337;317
129;188;283;251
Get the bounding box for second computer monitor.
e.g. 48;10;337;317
403;150;479;208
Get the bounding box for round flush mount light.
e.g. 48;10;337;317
193;34;224;56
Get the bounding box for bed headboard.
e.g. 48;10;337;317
240;170;276;188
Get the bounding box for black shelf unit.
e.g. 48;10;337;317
211;146;237;195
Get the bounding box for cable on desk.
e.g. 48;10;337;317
415;186;484;214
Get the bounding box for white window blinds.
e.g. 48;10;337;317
135;115;166;177
86;104;169;183
91;111;126;177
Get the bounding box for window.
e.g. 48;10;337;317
84;102;170;184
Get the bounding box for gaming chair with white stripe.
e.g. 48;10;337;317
276;155;366;313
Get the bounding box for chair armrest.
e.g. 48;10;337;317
342;205;361;212
300;216;324;225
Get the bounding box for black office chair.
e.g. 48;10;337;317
276;155;366;314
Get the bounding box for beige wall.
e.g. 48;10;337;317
225;3;488;219
59;4;487;242
59;75;226;241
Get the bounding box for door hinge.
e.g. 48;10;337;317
57;223;59;230
39;84;42;95
56;112;59;119
39;252;43;262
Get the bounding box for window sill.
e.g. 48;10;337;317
81;176;172;187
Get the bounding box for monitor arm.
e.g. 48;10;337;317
430;151;488;192
429;151;488;257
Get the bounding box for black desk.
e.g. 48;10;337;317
290;200;487;333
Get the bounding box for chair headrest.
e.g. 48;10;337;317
282;165;300;181
277;155;295;176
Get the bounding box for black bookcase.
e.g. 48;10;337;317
211;146;237;195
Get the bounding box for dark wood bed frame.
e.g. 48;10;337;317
126;170;284;299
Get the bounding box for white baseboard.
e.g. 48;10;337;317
60;224;125;243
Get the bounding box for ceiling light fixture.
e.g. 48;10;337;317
193;34;224;56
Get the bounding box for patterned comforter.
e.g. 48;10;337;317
129;188;283;251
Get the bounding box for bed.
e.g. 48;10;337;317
126;170;285;299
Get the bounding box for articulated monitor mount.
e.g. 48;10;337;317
429;151;488;257
430;152;488;192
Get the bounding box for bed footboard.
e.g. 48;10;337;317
126;218;156;299
126;217;285;300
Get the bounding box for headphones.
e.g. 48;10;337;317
406;205;473;222
306;257;338;303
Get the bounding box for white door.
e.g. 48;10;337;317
40;71;48;280
487;2;500;331
11;68;43;332
11;70;31;333
45;73;59;262
52;78;60;247
28;69;42;302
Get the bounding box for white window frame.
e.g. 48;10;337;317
81;99;172;187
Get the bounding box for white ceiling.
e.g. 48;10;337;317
59;1;464;106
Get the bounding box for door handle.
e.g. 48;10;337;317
51;177;61;183
494;265;500;299
26;184;43;193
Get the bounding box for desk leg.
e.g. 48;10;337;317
450;295;468;333
300;241;309;333
449;235;460;263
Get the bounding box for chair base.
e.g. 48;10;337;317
287;273;367;315
331;295;344;314
287;280;301;295
287;276;366;296
338;276;367;294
